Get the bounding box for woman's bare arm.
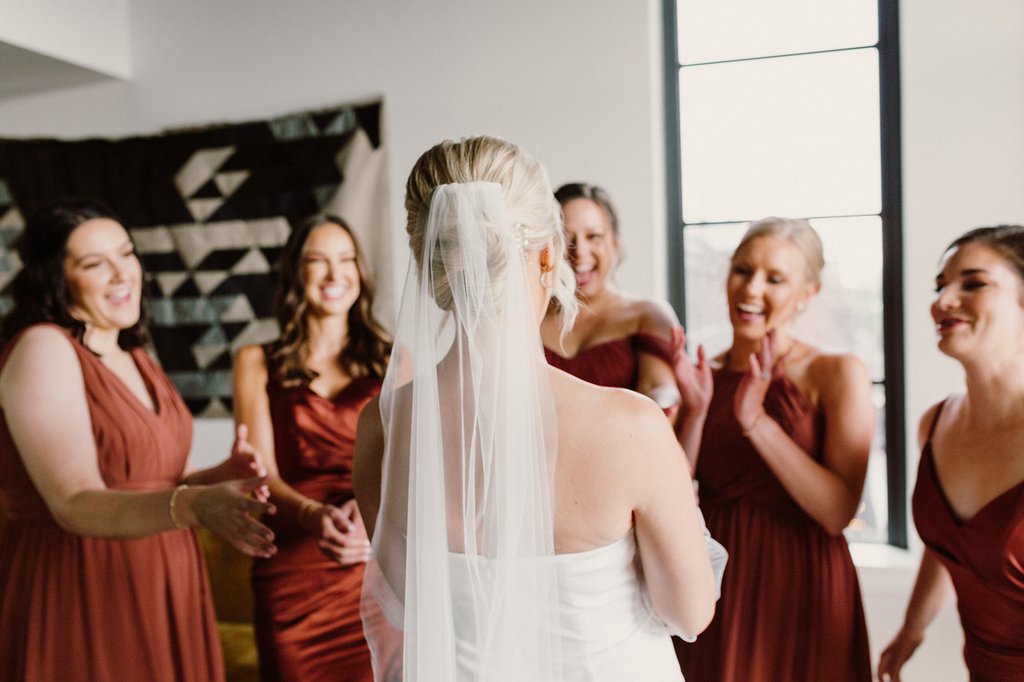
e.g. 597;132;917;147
742;353;873;534
0;325;274;556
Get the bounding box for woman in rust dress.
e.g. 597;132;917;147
233;214;391;681
0;199;276;682
540;183;711;455
878;226;1024;682
676;217;874;681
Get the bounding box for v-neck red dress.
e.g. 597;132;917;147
914;402;1024;680
250;370;381;682
0;325;223;682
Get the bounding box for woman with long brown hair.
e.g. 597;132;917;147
233;213;391;681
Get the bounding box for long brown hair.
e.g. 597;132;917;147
269;214;391;385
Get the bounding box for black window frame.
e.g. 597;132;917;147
662;0;906;547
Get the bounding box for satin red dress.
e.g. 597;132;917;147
914;402;1024;680
544;331;676;388
251;369;381;682
0;326;223;682
678;368;871;681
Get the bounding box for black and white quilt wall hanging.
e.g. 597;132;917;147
0;100;392;417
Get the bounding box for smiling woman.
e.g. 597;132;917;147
676;217;875;681
879;225;1024;682
231;213;391;681
0;198;277;682
540;183;710;456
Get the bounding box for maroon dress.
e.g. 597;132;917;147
678;368;871;681
544;331;676;388
0;326;223;682
914;402;1024;680
251;369;381;682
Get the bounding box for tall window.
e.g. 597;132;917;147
663;0;905;545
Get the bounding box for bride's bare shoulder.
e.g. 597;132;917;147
549;367;670;449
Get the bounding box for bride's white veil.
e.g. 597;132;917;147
361;153;575;680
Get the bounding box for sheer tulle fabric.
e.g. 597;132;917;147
361;182;562;681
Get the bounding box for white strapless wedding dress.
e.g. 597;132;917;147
449;532;684;681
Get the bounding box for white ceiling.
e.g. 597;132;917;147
0;40;117;99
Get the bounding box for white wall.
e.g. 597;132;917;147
901;0;1024;449
3;1;1022;679
1;0;666;473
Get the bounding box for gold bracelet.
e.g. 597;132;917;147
741;412;765;437
298;498;323;527
169;483;190;529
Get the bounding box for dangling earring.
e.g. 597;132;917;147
539;247;553;289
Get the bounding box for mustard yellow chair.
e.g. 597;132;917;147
196;526;261;682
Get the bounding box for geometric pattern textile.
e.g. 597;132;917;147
0;100;391;417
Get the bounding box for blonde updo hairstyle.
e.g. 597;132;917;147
733;216;825;286
404;136;578;334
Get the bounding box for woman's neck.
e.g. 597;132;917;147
576;285;621;317
727;331;794;371
81;326;121;357
960;353;1024;427
305;314;349;361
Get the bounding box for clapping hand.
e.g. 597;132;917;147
672;327;713;418
316;498;373;565
734;330;776;433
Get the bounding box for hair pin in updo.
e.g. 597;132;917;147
512;225;527;254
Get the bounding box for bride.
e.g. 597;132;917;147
353;135;718;681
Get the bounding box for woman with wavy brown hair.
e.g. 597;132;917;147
233;213;391;681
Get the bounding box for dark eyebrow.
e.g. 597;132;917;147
70;238;133;265
302;249;356;259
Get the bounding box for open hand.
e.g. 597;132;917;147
192;475;277;558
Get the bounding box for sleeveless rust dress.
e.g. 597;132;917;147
544;331;676;388
0;326;223;682
914;401;1024;680
250;369;381;682
677;368;871;681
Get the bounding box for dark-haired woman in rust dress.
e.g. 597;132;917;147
0;199;276;682
878;226;1024;682
676;217;874;681
233;214;391;681
540;183;710;455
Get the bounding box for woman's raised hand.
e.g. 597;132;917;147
672;327;713;417
189;476;277;558
228;424;270;501
733;331;776;433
